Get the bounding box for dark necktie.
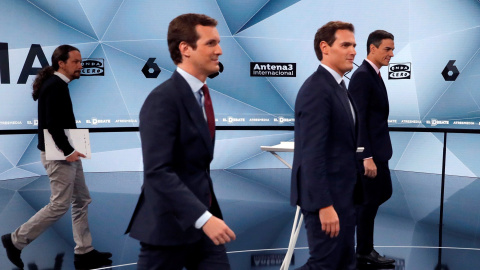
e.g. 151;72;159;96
378;71;386;88
340;80;355;124
201;84;215;140
340;80;347;91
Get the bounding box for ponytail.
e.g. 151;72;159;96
32;66;54;101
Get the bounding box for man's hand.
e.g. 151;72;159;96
319;205;339;238
202;216;236;245
363;158;377;178
65;151;86;162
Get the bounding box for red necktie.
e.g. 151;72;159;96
201;84;215;140
378;71;382;78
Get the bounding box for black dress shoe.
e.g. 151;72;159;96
357;249;395;265
74;249;112;269
357;263;395;270
1;233;24;269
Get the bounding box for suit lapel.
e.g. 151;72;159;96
318;66;356;138
172;72;214;158
364;60;388;102
378;74;388;101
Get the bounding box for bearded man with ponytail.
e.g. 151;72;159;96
1;45;112;269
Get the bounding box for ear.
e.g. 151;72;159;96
369;44;377;54
58;60;65;70
320;41;329;56
179;41;190;58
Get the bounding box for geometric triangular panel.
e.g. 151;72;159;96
0;167;39;181
0;134;36;167
78;0;124;40
237;0;301;33
212;132;293;169
217;0;269;34
394;132;444;174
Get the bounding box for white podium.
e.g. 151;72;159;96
260;142;302;270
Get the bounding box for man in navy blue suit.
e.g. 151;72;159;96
125;13;236;270
348;30;396;266
291;21;359;269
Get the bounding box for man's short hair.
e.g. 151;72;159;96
314;21;354;61
367;30;394;54
167;13;218;65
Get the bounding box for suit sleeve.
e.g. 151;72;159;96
139;89;207;231
348;72;373;159
45;86;75;155
297;84;333;209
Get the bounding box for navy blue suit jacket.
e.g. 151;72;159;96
291;65;359;216
348;60;393;205
348;60;392;161
126;71;222;246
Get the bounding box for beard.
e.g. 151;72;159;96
71;71;81;80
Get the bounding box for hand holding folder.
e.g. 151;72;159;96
44;129;91;160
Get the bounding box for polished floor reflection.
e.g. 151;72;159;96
1;170;480;269
0;247;463;270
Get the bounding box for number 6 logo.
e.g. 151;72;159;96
442;60;460;81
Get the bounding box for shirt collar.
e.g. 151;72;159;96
54;71;71;83
365;58;381;75
321;63;343;84
176;67;206;94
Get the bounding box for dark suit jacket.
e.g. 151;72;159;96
37;75;76;154
126;71;222;246
291;65;359;216
348;60;393;205
348;60;392;161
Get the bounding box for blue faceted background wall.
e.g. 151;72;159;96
0;1;480;269
1;0;479;129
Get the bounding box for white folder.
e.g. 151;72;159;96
44;129;91;160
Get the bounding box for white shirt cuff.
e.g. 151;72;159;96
195;211;212;229
65;150;75;157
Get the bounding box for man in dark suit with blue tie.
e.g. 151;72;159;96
291;21;359;269
125;13;236;270
348;30;396;266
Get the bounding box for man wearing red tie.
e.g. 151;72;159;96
348;30;396;266
125;13;236;270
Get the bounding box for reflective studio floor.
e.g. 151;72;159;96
1;170;480;270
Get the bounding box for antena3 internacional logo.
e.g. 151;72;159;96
81;58;104;76
388;62;411;79
250;62;296;77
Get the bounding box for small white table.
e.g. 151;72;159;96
260;142;302;270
